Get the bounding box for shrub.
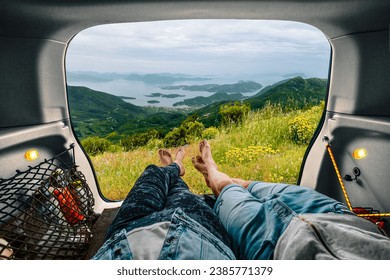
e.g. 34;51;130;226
287;103;324;145
163;126;188;147
163;119;205;147
121;129;160;151
182;120;204;139
201;127;219;139
225;145;279;164
219;102;250;126
288;110;319;145
145;138;164;150
81;136;113;156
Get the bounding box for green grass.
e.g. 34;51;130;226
90;103;324;200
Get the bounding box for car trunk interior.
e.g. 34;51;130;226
0;0;389;259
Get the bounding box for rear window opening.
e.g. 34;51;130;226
65;19;330;200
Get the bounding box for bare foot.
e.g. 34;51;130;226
158;149;173;166
192;155;207;175
199;140;217;169
158;148;185;176
193;155;245;189
195;140;234;196
192;156;250;189
173;147;186;176
192;155;210;186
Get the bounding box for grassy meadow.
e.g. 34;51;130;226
90;103;324;200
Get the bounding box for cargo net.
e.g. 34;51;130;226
0;146;95;259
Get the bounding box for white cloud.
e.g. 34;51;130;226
66;19;330;81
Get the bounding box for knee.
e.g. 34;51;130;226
141;164;164;177
145;164;159;172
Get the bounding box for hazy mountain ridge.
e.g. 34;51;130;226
245;77;327;109
67;71;211;85
68;76;327;139
191;77;327;127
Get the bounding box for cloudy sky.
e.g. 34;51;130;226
66;20;330;84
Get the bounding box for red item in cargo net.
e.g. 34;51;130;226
53;187;85;225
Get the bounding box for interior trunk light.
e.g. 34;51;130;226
25;149;39;161
352;148;367;160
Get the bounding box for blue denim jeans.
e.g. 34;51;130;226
93;207;236;260
215;182;353;260
105;163;231;249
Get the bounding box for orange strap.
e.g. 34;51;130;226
326;144;353;211
324;139;390;218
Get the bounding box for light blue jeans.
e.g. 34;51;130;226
214;182;353;259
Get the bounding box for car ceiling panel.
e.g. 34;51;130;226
328;30;390;116
0;0;389;42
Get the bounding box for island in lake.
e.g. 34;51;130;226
145;92;185;98
118;96;136;100
147;100;160;104
161;80;262;93
173;92;244;107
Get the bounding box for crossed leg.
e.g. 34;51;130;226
192;140;253;196
160;146;232;247
106;148;184;238
159;147;185;176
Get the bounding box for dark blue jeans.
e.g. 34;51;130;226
106;163;231;248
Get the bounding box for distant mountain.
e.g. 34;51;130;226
124;73;210;85
67;71;210;85
283;72;307;78
252;78;290;97
67;71;125;83
193;77;327;127
173;92;244;107
245;77;327;110
161;80;262;93
68;77;327;139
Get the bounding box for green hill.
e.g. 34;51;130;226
68;77;327;139
68;86;147;138
68;86;145;119
252;78;290;97
193;77;327;127
245;77;327;110
67;86;187;138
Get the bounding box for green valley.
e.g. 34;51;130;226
67;76;327;199
68;76;327;142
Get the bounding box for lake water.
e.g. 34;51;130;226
67;75;284;107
